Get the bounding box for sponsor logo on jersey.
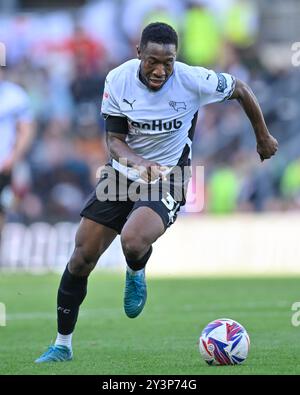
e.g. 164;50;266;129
129;118;182;132
169;101;187;112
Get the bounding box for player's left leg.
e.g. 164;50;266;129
121;175;184;318
121;205;170;319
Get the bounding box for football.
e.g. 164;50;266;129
198;318;250;365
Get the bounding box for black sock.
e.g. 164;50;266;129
126;246;153;271
57;265;88;335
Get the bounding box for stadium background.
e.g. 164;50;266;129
1;0;300;377
0;0;299;275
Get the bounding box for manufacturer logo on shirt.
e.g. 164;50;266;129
123;98;136;109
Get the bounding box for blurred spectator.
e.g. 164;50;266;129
63;25;106;73
218;41;250;82
280;159;300;209
180;0;222;66
142;4;180;35
121;0;183;55
0;67;35;232
207;167;239;213
81;0;129;63
223;0;259;49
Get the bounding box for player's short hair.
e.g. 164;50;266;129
140;22;178;50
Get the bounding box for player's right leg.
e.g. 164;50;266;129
35;218;117;363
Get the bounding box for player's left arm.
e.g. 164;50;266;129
229;78;278;161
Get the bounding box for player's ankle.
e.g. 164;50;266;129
127;266;144;276
55;332;73;350
126;246;153;272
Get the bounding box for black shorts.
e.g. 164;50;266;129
0;173;11;213
80;165;189;234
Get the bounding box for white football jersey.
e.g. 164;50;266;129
0;81;33;168
101;59;235;181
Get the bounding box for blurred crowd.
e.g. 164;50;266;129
0;0;299;223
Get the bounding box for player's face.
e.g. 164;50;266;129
137;42;177;91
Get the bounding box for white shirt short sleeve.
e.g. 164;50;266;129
101;75;125;118
195;67;236;106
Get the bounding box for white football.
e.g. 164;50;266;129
198;318;250;365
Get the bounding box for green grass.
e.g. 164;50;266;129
0;272;299;375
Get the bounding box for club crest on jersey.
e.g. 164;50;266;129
169;101;187;112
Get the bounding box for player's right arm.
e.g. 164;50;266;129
106;130;166;182
102;74;166;182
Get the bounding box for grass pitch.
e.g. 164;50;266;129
0;272;299;375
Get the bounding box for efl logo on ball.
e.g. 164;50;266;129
198;318;250;365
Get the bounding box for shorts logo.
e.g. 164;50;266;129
216;73;227;93
169;101;187;112
161;192;180;225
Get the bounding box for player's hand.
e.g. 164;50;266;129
256;134;278;162
133;160;168;183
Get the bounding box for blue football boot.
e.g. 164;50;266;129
35;345;73;363
124;268;147;318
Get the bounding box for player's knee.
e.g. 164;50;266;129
68;246;99;276
121;230;149;261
